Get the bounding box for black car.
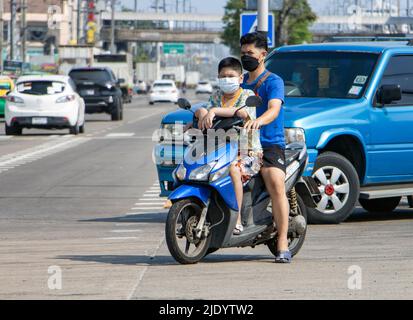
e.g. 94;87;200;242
68;67;123;121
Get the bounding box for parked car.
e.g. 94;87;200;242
68;67;123;121
154;40;413;224
149;80;179;105
4;75;85;135
195;80;213;94
0;76;14;118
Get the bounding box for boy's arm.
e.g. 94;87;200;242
210;107;249;119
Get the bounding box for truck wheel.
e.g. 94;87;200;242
308;152;360;224
359;197;401;213
5;125;22;136
408;196;413;208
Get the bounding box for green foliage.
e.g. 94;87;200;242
221;0;317;52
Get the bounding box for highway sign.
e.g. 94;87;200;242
163;43;185;54
240;13;275;48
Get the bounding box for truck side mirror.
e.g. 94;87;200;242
118;78;125;84
377;84;402;106
177;98;191;110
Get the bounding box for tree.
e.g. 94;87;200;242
221;0;317;53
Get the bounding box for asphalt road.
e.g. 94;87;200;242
0;91;412;300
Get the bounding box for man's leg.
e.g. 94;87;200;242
261;167;289;252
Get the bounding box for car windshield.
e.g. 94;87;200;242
69;70;111;82
266;51;379;99
16;81;66;95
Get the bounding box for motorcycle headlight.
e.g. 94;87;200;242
174;163;187;181
161;123;186;142
210;165;230;182
285;128;306;144
189;162;216;181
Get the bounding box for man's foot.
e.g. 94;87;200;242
275;250;292;263
233;224;244;235
164;200;173;209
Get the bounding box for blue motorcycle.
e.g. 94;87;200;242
165;97;318;264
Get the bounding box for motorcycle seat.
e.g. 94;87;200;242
285;149;301;166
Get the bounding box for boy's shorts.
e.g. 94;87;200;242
234;151;263;184
262;146;286;174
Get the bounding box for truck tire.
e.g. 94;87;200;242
307;152;360;224
359;197;401;213
408;196;413;208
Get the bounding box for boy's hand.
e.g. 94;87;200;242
202;109;216;130
244;119;262;131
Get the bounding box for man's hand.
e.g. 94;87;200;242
244;119;262;131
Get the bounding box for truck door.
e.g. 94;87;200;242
369;55;413;183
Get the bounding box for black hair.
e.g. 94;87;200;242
218;57;243;75
240;32;268;52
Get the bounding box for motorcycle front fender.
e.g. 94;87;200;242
168;184;211;207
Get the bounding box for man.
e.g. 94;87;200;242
240;32;291;263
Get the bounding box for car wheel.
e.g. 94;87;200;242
359;197;401;213
408;196;413;208
307;152;360;224
149;101;154;105
5;124;22;136
111;98;122;121
79;124;85;134
69;123;80;135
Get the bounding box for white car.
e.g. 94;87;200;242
5;75;85;135
149;80;179;104
195;81;213;94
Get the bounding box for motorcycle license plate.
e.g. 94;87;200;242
82;89;94;96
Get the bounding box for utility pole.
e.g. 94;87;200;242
0;0;3;73
21;0;27;63
110;0;116;53
10;0;16;60
77;0;81;44
257;0;269;36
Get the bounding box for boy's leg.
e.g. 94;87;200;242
229;164;243;225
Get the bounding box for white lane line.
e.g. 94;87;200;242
0;136;13;140
111;229;142;233
133;203;164;206
100;237;139;240
106;133;135;138
142;194;160;197
129;207;164;211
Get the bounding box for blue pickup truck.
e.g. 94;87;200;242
155;40;413;224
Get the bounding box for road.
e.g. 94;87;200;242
0;91;412;300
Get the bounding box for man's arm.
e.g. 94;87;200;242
244;98;282;130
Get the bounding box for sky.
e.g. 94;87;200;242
122;0;324;15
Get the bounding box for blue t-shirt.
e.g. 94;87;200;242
241;70;285;149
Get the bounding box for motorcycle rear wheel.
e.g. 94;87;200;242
266;194;307;258
165;199;211;265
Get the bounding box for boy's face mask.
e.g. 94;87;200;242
218;77;240;94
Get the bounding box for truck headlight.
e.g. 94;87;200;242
161;123;186;142
285;128;306;144
174;163;187;181
189;162;216;181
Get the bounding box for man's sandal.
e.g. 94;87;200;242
275;250;292;264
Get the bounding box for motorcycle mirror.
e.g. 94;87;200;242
245;96;262;108
177;98;192;110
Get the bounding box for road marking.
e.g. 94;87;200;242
0;137;89;174
110;229;142;233
100;237;139;240
0;136;13;140
106;133;135;138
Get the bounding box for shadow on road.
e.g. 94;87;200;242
79;212;168;224
346;208;413;223
56;253;273;266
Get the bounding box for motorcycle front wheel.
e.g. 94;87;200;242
165;199;211;265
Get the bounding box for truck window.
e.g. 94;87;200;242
378;55;413;106
266;51;378;99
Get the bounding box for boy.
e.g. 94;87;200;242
195;57;262;235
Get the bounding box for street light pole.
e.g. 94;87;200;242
10;0;16;60
0;0;3;73
110;0;116;53
257;0;269;35
21;0;27;63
